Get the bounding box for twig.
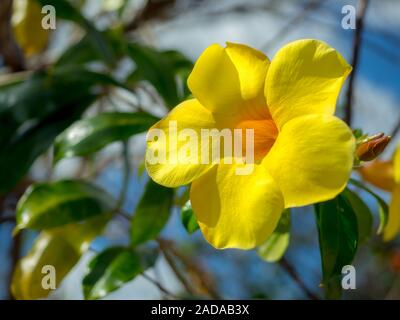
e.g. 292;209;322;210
344;0;370;126
261;0;322;51
0;216;15;224
0;0;26;72
157;240;196;296
157;238;222;299
390;116;400;140
142;272;179;299
8;233;21;299
116;141;131;209
279;257;320;300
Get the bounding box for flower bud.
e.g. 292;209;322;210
356;133;391;162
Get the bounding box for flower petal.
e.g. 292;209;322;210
145;99;216;187
394;144;400;184
358;160;395;192
265;39;352;128
190;162;284;249
384;185;400;241
263;114;355;207
187;43;270;117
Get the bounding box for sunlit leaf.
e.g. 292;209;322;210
258;209;291;263
54;112;159;162
315;195;358;299
82;246;157;300
181;200;199;234
16;180;115;232
130;180;174;246
11;214;110;300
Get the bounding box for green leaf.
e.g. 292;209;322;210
35;0;116;65
181;201;199;234
11;214;110;300
258;209;291;262
127;43;193;108
83;246;157;300
0;68;123;193
56;30;126;67
342;188;373;243
54;112;159;162
349;178;389;234
315;195;358;299
16;180;115;232
130;180;174;246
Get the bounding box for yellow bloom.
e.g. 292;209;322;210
12;0;50;56
359;145;400;241
146;39;355;249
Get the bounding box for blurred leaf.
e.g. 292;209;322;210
16;180;115;232
54;112;159;162
11;214;110;300
258;209;291;263
82;246;157;300
56;30;126;67
315;195;358;299
349;178;389;234
35;0;116;65
342;188;373;243
0;68;124;193
13;0;50;56
181;200;199;234
130;180;174;246
127;43;193;108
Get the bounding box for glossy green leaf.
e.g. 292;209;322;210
130;180;174;246
83;246;157;300
11;214;110;300
56;30;126;67
54;112;159;162
0;68;123;193
181;200;199;234
258;209;291;262
36;0;116;65
127;43;193;108
315;195;358;299
342;188;373;243
349;178;389;234
16;180;115;232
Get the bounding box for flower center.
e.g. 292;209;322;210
235;118;278;162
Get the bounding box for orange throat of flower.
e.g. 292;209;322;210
235;118;279;162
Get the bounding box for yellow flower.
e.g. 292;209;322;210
12;0;50;56
146;39;355;249
359;145;400;241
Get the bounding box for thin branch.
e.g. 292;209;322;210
344;0;370;126
116;141;131;209
0;216;15;224
261;0;322;51
390;116;400;139
157;238;222;299
157;240;196;296
8;233;21;299
142;272;179;299
279;257;320;300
